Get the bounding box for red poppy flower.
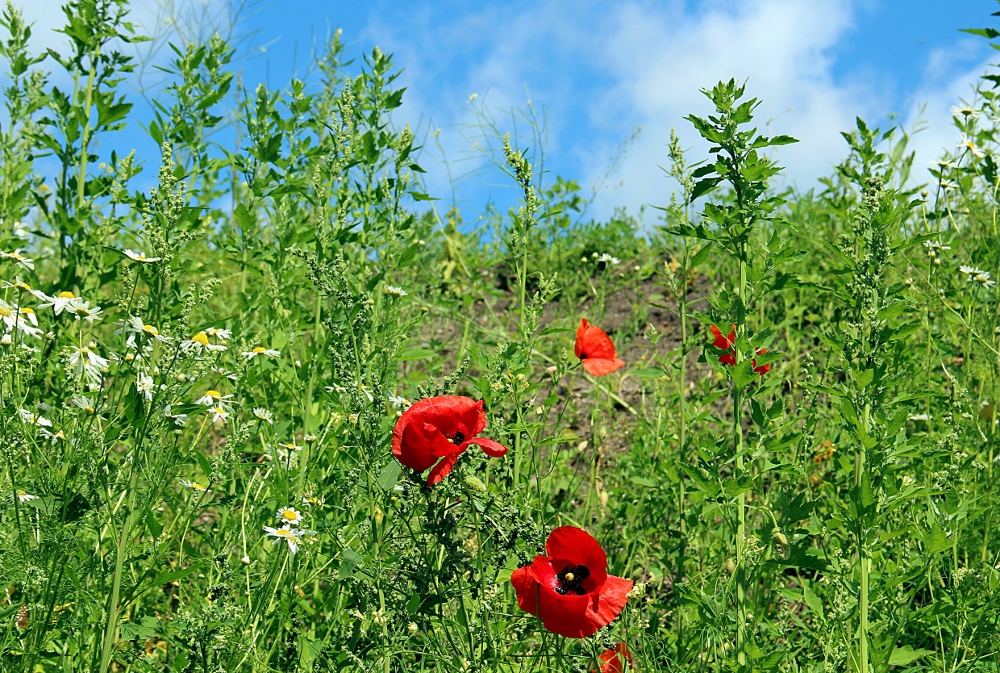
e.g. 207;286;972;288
392;396;509;487
575;319;625;376
710;324;769;376
593;643;632;672
511;526;632;638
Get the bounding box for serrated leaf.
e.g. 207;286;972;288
888;646;935;666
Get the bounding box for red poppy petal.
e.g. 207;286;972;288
511;563;542;616
426;453;461;487
545;527;608;582
579;324;618;362
536;586;595;638
582;357;625;377
574;319;590;359
718;353;736;367
596;643;632;673
459;398;487;438
467;436;509;457
590;575;632;629
392;414;437;472
420;422;459;457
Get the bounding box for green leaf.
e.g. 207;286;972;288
377;462;401;492
633;367;666;379
924;524;951;553
803;587;824;618
853;368;874;389
152;567;196;585
732;359;757;389
888;646;936;666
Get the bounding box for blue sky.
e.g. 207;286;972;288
19;0;1000;222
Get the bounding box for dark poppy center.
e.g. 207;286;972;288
555;563;590;595
450;431;466;445
579;352;588;360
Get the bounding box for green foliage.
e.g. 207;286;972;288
0;3;999;673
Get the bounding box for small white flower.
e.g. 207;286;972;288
596;253;621;266
209;405;230;423
275;506;305;526
67;300;103;323
0;300;41;338
72;395;97;414
38;428;65;444
180;479;210;492
959;265;979;276
195;390;233;407
387;393;410;408
907;413;930;422
38;291;78;315
67;345;109;384
204;327;231;341
0;249;34;271
958;135;985;159
0;333;11;346
263;525;314;554
163;404;189;427
137;372;155;401
358;383;374;403
18;409;52;427
242;346;280;359
253;407;274;424
384;285;407;297
951;105;981;120
122;249;161;263
15;490;37;503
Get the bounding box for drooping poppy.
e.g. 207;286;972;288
593;643;632;672
511;526;632;638
575;319;625;376
392;395;509;487
709;324;769;375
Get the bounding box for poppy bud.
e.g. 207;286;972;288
772;530;790;559
722;558;736;575
464;476;487;493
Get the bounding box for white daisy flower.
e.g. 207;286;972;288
975;271;996;289
0;249;34;271
38;428;65;444
122;249;161;263
180;331;226;352
195;390;233;408
38;291;78;315
387;393;410;408
209;405;230;423
958;135;985;159
263;525;315;554
72;395;97;413
0;333;10;346
162;404;189;427
0;300;41;338
211;366;238;381
253;407;274;424
275;506;305;526
15;490;37;503
67;345;109;384
204;327;231;341
18;409;52;427
596;253;621;266
384;285;407;297
242;346;280;359
951;105;981;120
136;372;155;401
179;479;210;492
67;300;103;323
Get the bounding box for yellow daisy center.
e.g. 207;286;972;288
19;307;32;314
143;324;158;335
0;307;10;317
283;510;299;521
57;291;75;299
190;332;209;346
252;346;267;353
205;390;221;399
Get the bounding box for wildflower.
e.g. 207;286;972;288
511;526;632;638
0;334;9;346
253;407;274;424
302;493;324;507
179;479;210;492
0;300;40;338
163;405;189;427
38;291;78;315
136;372;155;401
38;428;65;444
710;324;770;376
68;345;109;384
813;439;835;464
204;327;231;340
575;319;625;376
951;105;981;120
596;253;621;266
958;135;985;159
384;285;407;297
263;525;314;554
242;346;280;359
15;490;37;503
907;413;930;422
122;249;161;263
208;405;230;423
275;507;305;526
19;409;52;427
358;382;374;403
0;249;34;271
392;396;509;487
67;300;103;323
72;395;97;414
181;331;226;353
593;643;632;673
387;393;410;408
975;271;996;289
195;390;233;408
